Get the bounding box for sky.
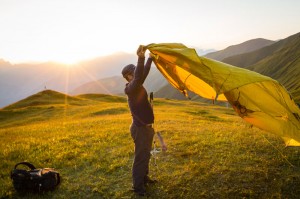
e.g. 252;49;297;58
0;0;299;64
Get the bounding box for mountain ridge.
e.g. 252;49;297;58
205;38;275;61
222;32;300;67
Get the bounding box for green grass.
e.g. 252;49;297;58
1;90;300;198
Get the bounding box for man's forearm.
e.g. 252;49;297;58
134;56;145;81
142;57;152;81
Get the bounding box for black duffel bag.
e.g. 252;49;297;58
10;162;60;193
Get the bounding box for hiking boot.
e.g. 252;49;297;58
136;191;148;197
144;176;158;184
130;188;148;196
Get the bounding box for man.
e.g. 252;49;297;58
122;45;156;196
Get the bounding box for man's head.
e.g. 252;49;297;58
122;64;135;82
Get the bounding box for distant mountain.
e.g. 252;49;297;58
221;32;300;103
223;32;300;67
154;83;188;100
195;48;216;56
0;52;136;107
154;83;228;106
205;38;275;61
71;76;125;95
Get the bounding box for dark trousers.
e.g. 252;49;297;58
130;124;154;192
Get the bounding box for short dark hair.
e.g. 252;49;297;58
122;64;135;78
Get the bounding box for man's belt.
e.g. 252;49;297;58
146;124;153;128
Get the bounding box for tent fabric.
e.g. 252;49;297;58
146;43;300;146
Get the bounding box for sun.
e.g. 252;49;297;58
44;53;91;65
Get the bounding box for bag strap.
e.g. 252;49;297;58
14;162;36;170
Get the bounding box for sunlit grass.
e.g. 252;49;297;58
1;92;300;198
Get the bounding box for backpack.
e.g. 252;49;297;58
10;162;60;193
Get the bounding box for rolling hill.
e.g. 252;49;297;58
2;90;127;111
2;90;84;110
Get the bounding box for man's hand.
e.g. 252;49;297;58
137;45;146;58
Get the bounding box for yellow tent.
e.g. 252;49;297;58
146;43;300;146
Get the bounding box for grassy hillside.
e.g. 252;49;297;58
1;90;300;198
3;90;85;110
247;34;300;102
